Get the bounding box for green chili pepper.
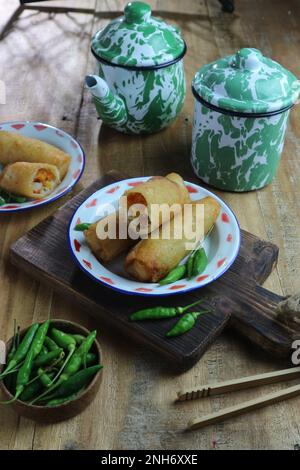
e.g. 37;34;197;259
44;336;60;351
0;323;39;378
19;378;43;402
4;323;21;394
72;334;86;345
33;349;64;368
46;391;83;407
10;194;27;203
4;321;19;391
49;329;76;385
0;190;27;204
16;326;21;348
166;310;210;338
43;365;102;401
192;248;208;277
86;353;97;366
130;300;204;321
159;265;186;286
64;331;97;376
74;223;91;232
55;353;96;368
5;371;17;395
38;368;53;388
2;348;36;403
24;353;63;388
6;320;17;367
186;251;196;279
31;320;50;359
30;365;102;405
50;328;76;350
2;321;50;403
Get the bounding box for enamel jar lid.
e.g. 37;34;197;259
192;48;300;115
91;1;186;69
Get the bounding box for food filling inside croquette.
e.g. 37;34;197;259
33;168;56;194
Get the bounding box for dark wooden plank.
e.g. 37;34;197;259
10;172;294;370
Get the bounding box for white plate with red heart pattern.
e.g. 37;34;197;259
0;121;85;213
68;177;240;297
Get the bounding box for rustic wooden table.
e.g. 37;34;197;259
0;0;299;450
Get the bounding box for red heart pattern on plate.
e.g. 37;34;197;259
86;199;97;208
221;212;230;223
34;124;47;131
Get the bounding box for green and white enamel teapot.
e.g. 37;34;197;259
191;48;300;191
85;1;187;135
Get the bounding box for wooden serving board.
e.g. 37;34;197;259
10;172;294;371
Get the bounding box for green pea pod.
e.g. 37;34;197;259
130;300;203;321
33;348;64;368
186;251;196;279
166;311;208;338
192;248;208;277
1;323;39;377
44;336;60;351
74;223;91;232
159;265;186;286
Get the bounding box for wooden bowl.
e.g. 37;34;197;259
0;319;103;423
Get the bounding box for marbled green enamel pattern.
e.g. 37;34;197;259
193;48;300;114
93;60;186;134
92;1;185;68
191;101;290;191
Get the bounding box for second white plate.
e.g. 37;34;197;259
68;177;240;297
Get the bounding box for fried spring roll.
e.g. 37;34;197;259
0;162;61;199
124;173;190;230
0;131;71;178
84;173;191;263
84;212;135;263
125;197;221;283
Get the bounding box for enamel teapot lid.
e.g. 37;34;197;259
91;1;186;69
192;48;300;115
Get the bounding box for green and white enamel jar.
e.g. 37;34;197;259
86;1;187;135
191;48;300;191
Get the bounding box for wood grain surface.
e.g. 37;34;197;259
10;172;294;368
0;0;300;450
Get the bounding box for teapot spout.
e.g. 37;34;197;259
85;75;127;129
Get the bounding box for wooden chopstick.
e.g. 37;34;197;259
188;383;300;431
176;367;300;402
